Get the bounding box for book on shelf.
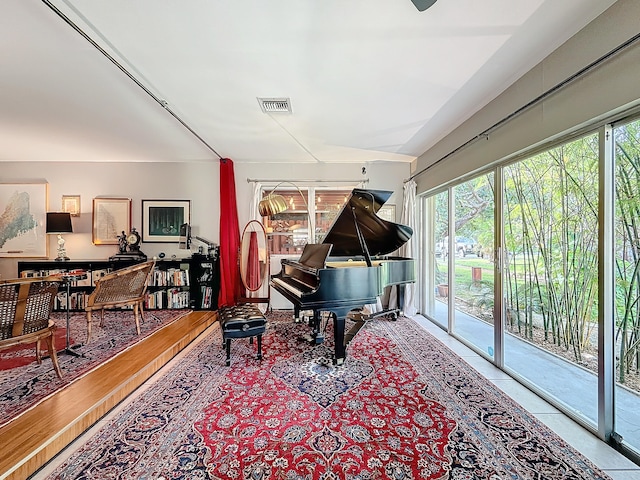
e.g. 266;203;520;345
151;267;190;287
167;287;190;309
200;285;212;309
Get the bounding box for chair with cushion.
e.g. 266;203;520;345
0;278;62;378
85;260;155;342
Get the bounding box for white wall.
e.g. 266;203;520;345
412;0;640;193
0;161;219;279
0;160;410;279
232;161;410;227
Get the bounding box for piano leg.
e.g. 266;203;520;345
333;313;346;365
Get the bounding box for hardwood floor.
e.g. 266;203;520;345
0;310;218;480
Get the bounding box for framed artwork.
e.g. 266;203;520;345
92;197;131;245
62;195;81;216
142;199;190;243
0;182;48;258
377;204;396;222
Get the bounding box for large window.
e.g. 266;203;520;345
421;118;640;462
262;187;353;255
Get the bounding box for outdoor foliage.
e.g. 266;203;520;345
503;134;599;361
432;120;640;387
615;120;640;381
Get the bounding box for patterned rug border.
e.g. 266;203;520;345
0;309;189;428
46;312;611;479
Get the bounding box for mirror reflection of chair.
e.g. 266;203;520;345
239;220;270;309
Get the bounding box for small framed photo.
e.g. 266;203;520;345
62;195;81;216
142;199;190;243
92;197;131;245
377;204;396;222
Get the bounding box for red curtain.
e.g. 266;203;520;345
218;158;241;307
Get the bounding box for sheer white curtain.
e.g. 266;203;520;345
249;182;262;221
400;180;417;316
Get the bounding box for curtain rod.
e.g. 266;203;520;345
42;0;223;160
247;178;369;184
407;30;640;183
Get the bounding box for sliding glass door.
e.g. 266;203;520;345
450;175;495;357
420;118;640;463
614;118;640;455
502;134;600;425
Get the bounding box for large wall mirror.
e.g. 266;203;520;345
240;220;269;293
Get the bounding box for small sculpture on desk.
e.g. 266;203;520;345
117;231;127;254
56;234;69;261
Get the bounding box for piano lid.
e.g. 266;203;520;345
321;188;413;257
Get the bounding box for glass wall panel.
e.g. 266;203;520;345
614;118;640;452
503;134;600;425
425;191;449;328
451;175;495;357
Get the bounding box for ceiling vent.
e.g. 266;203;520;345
257;97;292;114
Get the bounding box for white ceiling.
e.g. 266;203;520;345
0;0;617;164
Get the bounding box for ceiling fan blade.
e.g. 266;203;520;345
411;0;437;11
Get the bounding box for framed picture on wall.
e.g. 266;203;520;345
142;199;190;243
92;197;131;245
0;182;48;258
62;195;81;216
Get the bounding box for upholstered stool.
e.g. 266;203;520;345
219;303;266;366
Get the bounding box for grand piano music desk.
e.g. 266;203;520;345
219;303;266;366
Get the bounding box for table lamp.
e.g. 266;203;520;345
46;212;73;261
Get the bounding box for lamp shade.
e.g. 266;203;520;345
46;212;73;234
258;193;288;217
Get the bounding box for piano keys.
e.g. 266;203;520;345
270;188;415;365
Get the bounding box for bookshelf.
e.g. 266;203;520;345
189;251;220;311
18;255;220;312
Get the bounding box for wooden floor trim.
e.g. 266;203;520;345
0;310;218;480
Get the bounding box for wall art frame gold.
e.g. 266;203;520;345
92;197;131;245
62;195;81;216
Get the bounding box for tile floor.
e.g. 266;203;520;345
34;316;640;479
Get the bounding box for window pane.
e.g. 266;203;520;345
452;174;495;358
425;191;449;328
503;134;599;426
263;188;310;255
614;118;640;451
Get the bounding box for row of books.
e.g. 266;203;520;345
54;291;87;310
144;289;191;309
149;268;190;287
20;268;111;287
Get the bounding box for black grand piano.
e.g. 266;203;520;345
271;188;415;364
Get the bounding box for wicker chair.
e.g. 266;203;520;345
0;278;62;378
85;260;155;343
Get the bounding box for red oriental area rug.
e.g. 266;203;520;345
48;312;610;479
0;309;187;428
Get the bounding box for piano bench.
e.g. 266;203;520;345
219;304;267;366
